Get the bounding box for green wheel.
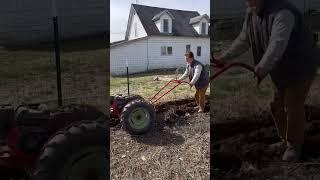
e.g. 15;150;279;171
121;99;155;135
32;121;108;180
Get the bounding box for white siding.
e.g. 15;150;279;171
111;38;148;76
310;0;320;9
147;36;210;70
155;20;161;31
212;0;246;17
110;36;210;76
192;18;209;35
128;11;147;40
0;0;107;45
193;23;200;34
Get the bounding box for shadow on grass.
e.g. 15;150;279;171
2;34;107;52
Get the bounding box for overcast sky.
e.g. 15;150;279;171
110;0;210;42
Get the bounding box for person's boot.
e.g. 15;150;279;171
198;108;204;113
269;140;286;151
268;140;287;157
282;142;302;162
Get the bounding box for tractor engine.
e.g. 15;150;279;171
0;105;15;138
0;104;104;159
14;104;52;155
110;94;144;118
0;104;51;158
0;103;107;180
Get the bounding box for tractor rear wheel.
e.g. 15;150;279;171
121;99;155;135
32;121;108;180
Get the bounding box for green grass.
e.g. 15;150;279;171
0;38;108;108
0;38;107;81
0;49;107;80
111;72;210;102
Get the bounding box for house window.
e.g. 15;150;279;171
197;46;201;56
186;44;191;53
134;23;138;37
161;46;166;55
167;47;172;55
201;22;206;34
163;19;169;33
161;46;173;56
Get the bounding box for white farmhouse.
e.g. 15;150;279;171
110;4;210;76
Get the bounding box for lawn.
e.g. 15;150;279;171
0;38;108;111
110;71;211;102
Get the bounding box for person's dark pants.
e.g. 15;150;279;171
271;74;315;145
195;85;208;111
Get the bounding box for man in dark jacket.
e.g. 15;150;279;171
215;0;319;161
178;51;209;113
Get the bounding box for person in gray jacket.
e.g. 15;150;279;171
178;51;209;113
215;0;319;162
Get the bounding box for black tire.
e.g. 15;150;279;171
31;121;108;180
120;99;155;135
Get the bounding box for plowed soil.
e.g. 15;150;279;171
212;105;320;179
110;98;210;180
111;96;320;179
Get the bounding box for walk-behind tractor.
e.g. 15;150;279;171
0;103;108;180
110;53;261;135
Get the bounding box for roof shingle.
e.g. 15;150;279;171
132;4;209;37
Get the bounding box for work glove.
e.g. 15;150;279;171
212;56;226;68
254;63;269;82
215;58;226;68
176;79;183;84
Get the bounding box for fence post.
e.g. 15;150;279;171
52;0;62;106
126;59;130;96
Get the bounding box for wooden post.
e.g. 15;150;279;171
52;0;62;106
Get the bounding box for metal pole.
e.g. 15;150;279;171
126;59;130;96
52;0;62;106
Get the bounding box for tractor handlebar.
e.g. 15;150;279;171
149;79;189;105
149;55;262;105
210;55;262;85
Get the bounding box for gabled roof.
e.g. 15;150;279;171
111;37;149;47
110;40;126;46
131;4;209;37
189;14;210;24
152;10;175;21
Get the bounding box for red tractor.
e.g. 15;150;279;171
0;103;108;180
